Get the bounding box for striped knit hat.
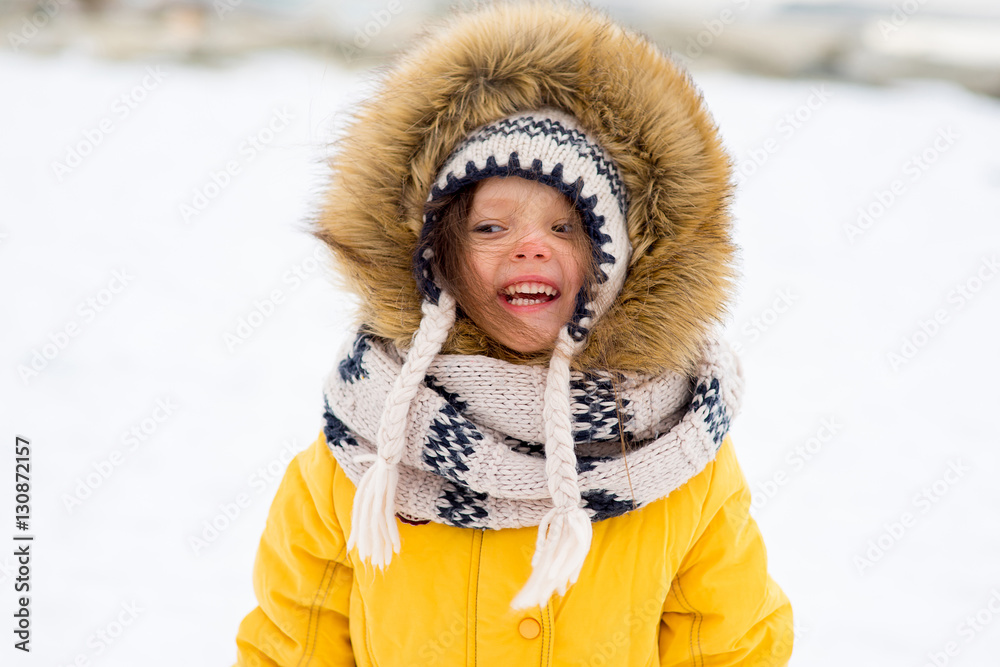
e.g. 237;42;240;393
347;108;632;609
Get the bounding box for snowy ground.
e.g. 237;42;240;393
2;48;999;666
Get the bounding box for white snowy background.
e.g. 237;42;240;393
2;6;1000;667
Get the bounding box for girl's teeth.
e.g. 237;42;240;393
503;282;557;296
501;282;559;306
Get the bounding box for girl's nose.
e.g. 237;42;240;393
512;234;552;261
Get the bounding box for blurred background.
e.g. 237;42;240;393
2;0;999;665
4;0;1000;93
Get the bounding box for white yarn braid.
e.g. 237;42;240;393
347;290;457;568
511;329;593;609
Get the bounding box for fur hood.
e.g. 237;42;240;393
312;0;736;374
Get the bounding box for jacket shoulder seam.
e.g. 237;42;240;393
294;551;346;667
671;575;705;667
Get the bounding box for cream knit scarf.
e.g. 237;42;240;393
322;331;744;568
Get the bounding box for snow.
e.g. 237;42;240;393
1;48;999;666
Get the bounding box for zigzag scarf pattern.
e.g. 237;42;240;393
322;332;745;530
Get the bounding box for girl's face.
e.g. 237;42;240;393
461;176;589;353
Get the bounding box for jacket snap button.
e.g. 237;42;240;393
518;617;541;639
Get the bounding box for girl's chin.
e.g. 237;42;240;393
497;335;556;354
466;301;568;353
489;319;563;354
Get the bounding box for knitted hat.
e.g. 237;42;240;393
346;108;632;609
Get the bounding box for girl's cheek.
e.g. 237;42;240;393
469;249;504;273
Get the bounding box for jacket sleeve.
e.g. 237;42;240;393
234;431;355;667
658;438;794;666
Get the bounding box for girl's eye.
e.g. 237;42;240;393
552;221;575;234
471;222;504;234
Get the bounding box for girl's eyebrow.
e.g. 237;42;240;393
468;211;505;222
471;198;519;215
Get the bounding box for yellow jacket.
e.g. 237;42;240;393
234;430;791;666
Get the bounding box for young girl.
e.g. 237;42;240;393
234;3;793;665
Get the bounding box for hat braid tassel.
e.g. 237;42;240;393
511;331;592;609
347;291;456;569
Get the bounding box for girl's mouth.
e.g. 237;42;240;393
500;281;560;306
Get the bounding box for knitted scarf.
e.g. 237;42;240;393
322;331;744;531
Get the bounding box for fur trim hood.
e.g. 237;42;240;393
312;0;736;374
